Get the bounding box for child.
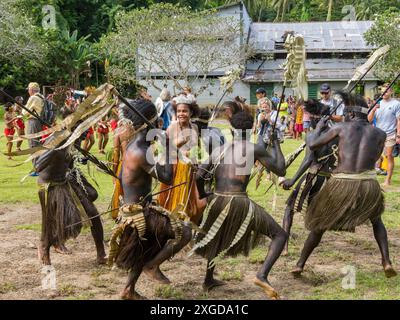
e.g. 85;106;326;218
97;117;109;154
294;101;304;140
13;97;25;151
3;103;16;159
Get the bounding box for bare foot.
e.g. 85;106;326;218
291;266;303;278
120;288;146;300
97;256;108;265
54;244;72;255
254;276;280;300
282;244;289;256
202;278;225;292
143;265;171;284
383;264;397;278
38;245;51;265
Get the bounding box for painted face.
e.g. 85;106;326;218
176;104;191;124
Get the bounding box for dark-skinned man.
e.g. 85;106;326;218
291;93;397;278
193;110;287;300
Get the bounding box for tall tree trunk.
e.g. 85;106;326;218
327;0;333;21
281;0;288;22
274;1;282;22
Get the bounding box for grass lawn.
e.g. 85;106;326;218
0;117;399;299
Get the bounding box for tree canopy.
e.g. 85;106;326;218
0;0;399;96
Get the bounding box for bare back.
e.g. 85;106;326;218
309;120;386;174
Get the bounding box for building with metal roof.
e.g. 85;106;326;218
139;1;380;105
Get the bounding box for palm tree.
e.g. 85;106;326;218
60;30;95;88
205;0;269;22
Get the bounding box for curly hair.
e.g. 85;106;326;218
303;99;330;116
230;111;254;130
119;98;157;128
172;99;200;118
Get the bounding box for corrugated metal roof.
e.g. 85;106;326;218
250;21;374;52
243;69;378;82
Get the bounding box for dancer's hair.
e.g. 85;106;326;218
230;111;254;130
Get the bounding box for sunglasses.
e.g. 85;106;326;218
320;92;329;95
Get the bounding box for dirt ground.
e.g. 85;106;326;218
0;203;399;300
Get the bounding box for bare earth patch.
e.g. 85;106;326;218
0;204;398;300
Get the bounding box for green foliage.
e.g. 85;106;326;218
364;9;400;81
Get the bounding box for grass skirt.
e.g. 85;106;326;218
305;176;384;232
113;206;175;270
38;181;83;247
193;193;264;264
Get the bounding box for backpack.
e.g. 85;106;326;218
38;94;56;125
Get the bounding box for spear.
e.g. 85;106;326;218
0;88;117;179
0;88;50;127
300;71;400;183
114;90;156;129
251;33;308;187
209;67;243;123
65;181;188;228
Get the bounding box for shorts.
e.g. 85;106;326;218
97;127;109;134
110;119;118;131
303;121;311;129
14;118;25;130
4;128;15;137
86;127;94;138
385;133;396;148
295;123;303;133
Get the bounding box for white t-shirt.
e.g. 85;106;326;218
375;98;400;135
320;98;344;116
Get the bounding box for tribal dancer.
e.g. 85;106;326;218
280;100;337;254
291;93;397;278
110;100;136;219
108;99;192;300
36;129;107;265
193;111;287;299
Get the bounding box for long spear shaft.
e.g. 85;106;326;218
271;85;287;133
1;88;117;178
303;71;400;182
330;56;381;116
116;93;156;129
0;89;50;127
368;72;400;111
65;181;188;228
254;49;388;185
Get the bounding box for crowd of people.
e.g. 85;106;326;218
1;79;399;300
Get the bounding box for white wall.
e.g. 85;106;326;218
141;78;250;107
